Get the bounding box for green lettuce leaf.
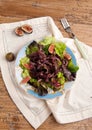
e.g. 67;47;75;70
26;45;38;56
57;72;65;85
54;42;66;58
68;60;79;72
22;69;30;78
19;57;30;69
39;36;56;45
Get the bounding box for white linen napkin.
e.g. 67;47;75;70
47;58;92;123
0;16;92;129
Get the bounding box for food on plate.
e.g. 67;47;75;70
19;37;79;96
15;27;24;36
21;24;33;34
15;24;33;36
5;52;15;61
64;52;71;60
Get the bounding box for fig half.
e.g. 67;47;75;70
21;24;33;34
15;27;24;36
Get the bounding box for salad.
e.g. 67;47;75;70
19;37;79;96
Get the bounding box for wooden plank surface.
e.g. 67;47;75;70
0;0;92;130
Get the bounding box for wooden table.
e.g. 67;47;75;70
0;0;92;130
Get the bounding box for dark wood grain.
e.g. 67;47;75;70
0;0;92;130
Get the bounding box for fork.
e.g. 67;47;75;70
60;18;92;70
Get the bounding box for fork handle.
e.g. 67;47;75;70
67;31;89;59
74;37;92;70
74;37;88;59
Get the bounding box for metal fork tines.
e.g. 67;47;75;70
60;18;70;29
60;18;75;37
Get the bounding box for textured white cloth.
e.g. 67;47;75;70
0;16;92;129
